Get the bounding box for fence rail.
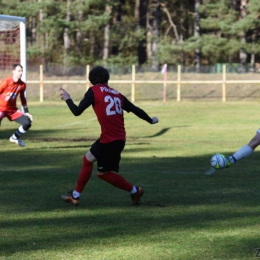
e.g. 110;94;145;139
26;64;260;102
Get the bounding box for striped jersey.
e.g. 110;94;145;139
0;76;27;110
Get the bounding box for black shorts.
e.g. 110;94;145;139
90;139;125;172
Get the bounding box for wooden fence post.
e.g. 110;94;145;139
177;65;181;102
222;64;226;102
86;65;90;91
162;64;167;103
40;64;43;102
131;64;135;103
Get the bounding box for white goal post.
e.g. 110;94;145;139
0;14;26;82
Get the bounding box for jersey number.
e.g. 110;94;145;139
105;95;123;116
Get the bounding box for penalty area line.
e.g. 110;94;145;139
57;117;97;127
205;167;216;175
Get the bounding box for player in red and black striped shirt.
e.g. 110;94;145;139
60;66;158;206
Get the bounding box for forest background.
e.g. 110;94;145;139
1;0;260;74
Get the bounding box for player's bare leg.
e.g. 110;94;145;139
226;132;259;164
206;131;260;175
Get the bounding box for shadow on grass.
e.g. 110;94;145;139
1;147;260;257
0;128;66;139
0;206;259;257
1;127;169;143
0;128;168;151
1;148;260;208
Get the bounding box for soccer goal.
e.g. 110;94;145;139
0;15;26;82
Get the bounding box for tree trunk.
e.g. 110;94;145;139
250;22;257;72
76;10;83;57
111;1;123;56
232;0;240;11
194;0;201;73
146;0;152;63
103;5;111;66
239;0;247;73
151;0;161;71
135;0;140;19
63;0;71;73
28;17;36;46
137;0;148;68
90;33;95;57
38;0;47;71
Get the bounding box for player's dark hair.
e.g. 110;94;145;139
13;64;23;70
89;66;110;85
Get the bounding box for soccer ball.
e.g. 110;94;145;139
210;153;227;170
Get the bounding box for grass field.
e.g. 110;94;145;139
1;101;260;259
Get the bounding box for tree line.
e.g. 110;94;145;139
1;0;260;72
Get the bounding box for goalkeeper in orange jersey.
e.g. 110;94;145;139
0;64;33;147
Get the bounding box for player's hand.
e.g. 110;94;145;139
25;113;33;122
151;117;159;124
60;87;71;101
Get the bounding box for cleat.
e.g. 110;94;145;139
61;191;79;206
9;136;25;147
131;186;144;205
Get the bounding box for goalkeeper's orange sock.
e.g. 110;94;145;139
98;171;133;192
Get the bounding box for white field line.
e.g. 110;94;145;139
58;117;97;127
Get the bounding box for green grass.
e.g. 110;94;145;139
1;101;260;259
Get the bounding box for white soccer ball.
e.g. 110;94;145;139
210;154;227;169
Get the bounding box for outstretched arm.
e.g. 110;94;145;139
60;87;94;116
123;96;158;124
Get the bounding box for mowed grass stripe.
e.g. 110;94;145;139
0;101;259;259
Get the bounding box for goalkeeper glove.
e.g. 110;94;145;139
25;113;33;122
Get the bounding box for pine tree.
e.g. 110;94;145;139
191;0;260;69
194;0;201;73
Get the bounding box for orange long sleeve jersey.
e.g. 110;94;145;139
0;76;27;110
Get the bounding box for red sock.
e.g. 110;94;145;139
98;171;133;192
75;156;93;193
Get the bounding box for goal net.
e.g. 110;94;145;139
0;15;26;81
